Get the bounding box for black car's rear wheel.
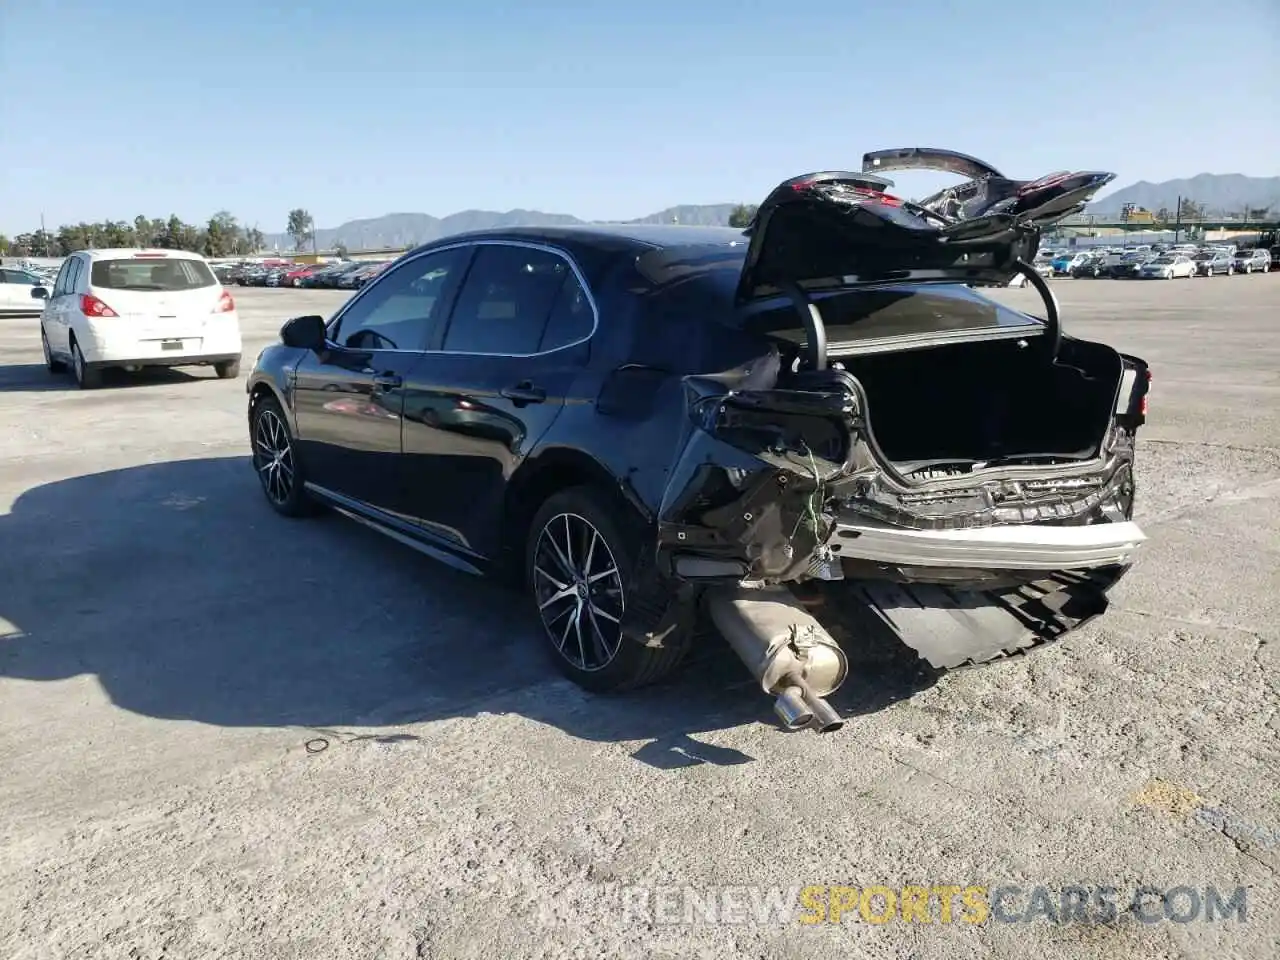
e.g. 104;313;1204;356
526;487;689;692
250;395;319;517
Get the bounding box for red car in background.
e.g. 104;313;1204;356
281;265;327;287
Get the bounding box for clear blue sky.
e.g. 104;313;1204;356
1;0;1276;234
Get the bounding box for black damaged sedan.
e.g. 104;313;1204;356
245;148;1151;732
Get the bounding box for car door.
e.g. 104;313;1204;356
43;259;75;350
398;241;596;560
290;246;472;513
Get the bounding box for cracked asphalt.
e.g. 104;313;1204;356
1;274;1277;960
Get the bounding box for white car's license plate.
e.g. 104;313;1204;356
160;340;184;351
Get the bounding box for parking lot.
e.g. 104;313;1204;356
1;277;1277;959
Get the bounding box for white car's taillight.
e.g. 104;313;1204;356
213;290;235;313
81;294;118;317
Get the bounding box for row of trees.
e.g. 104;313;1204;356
0;208;321;259
728;204;758;228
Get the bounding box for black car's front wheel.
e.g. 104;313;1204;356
250;395;319;517
526;487;689;692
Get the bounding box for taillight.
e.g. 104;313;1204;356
213;290;236;313
81;294;118;318
1140;369;1152;417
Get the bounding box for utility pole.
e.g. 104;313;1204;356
1173;194;1182;244
40;212;49;256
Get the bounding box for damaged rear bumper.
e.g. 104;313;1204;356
829;517;1146;570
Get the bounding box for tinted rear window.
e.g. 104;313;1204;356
749;283;1043;350
90;257;217;291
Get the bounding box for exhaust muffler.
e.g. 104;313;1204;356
706;585;848;733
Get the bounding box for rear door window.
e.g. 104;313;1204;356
90;258;216;291
538;271;594;351
441;244;583;355
66;259;83;293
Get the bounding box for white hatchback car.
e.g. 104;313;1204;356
34;248;243;389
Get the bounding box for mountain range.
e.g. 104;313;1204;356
262;203;741;252
1086;174;1279;216
262;174;1278;251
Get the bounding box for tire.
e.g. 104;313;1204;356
70;339;101;389
250;394;320;517
525;486;690;692
214;358;241;379
41;325;65;373
1227;265;1234;276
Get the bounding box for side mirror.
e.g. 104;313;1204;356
30;286;49;299
280;314;327;350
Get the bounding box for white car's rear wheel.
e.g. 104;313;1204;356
70;340;101;390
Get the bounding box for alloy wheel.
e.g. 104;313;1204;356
532;512;625;672
253;409;295;505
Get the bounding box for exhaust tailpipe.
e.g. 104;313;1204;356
706;585;848;733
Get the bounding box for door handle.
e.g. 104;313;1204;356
500;381;546;405
372;372;402;389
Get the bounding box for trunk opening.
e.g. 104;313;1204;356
831;336;1124;473
747;281;1122;476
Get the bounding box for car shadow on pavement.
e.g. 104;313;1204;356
0;362;207;393
0;457;937;767
0;363;70;393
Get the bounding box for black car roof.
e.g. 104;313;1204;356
402;223;748;259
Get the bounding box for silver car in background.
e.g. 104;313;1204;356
1195;250;1235;276
1232;248;1271;274
1138;255;1197;279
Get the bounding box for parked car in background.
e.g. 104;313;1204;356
243;152;1148;732
1107;252;1152;278
322;262;370;287
1138;255;1196;280
288;264;339;287
1031;254;1056;277
299;263;353;287
337;261;390;289
1195;250;1235;276
1051;252;1088;276
1070;253;1108;278
1232;248;1271;274
33;248;242;388
0;266;51;316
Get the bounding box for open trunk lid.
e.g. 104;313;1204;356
735;149;1115;302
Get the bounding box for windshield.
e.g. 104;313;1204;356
90;257;217;291
1152;257;1175;264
